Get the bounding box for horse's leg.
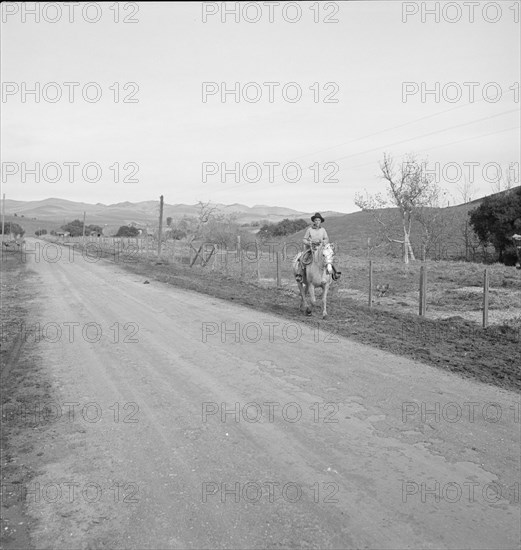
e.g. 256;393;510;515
322;282;330;319
297;281;305;311
296;277;310;315
300;273;312;315
308;283;317;306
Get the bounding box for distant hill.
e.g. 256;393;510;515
2;198;346;229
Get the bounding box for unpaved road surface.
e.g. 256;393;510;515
3;239;520;549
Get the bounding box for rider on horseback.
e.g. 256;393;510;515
295;213;340;283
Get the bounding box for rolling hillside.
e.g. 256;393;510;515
275;188;521;260
2;198;346;228
3;189;518;259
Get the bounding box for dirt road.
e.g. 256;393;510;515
5;239;521;549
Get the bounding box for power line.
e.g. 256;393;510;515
208;109;519;194
331;108;519;163
307;125;521;184
281;96;504;162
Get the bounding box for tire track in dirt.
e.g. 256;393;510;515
9;241;521;549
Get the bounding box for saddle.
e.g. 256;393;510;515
297;248;341;281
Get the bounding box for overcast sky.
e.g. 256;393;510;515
1;1;519;212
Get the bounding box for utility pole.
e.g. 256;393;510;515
157;195;164;257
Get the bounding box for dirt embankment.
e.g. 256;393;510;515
1;253;51;550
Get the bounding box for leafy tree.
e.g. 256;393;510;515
60;219;84;237
60;220;103;237
166;217;173;227
115;225;140;237
87;225;103;235
256;218;308;240
1;221;25;236
35;229;48;236
469;186;521;263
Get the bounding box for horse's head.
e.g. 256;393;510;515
322;243;335;273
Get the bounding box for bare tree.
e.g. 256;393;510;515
414;186;455;258
490;162;518;193
455;175;482;260
355;153;438;263
456;173;477;204
204;211;241;248
187;201;220;243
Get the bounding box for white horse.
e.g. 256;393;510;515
292;242;336;319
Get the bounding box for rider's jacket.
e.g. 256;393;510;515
303;226;329;250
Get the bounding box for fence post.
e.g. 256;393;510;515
256;242;261;282
276;251;281;287
368;259;373;307
224;247;229;275
419;265;427;316
236;236;242;279
482;268;489;328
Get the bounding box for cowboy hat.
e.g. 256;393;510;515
311;212;325;222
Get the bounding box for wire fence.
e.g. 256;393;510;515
26;235;521;330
